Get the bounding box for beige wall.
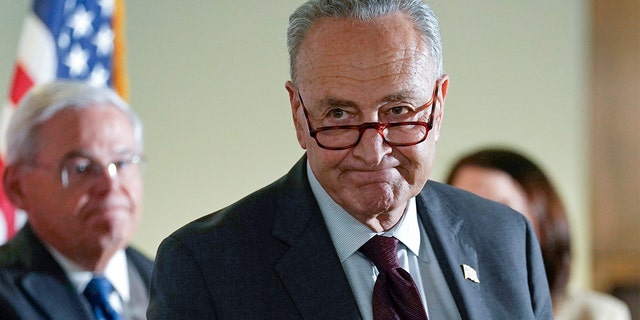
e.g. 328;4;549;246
0;1;590;288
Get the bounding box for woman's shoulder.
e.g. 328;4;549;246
555;289;631;320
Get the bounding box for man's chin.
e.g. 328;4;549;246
340;192;396;216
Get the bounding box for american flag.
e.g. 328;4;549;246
0;0;128;244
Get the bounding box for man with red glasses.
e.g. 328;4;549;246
0;81;152;319
149;0;552;319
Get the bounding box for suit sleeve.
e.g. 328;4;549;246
147;236;217;319
525;221;554;319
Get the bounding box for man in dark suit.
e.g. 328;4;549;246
0;81;153;319
149;0;553;319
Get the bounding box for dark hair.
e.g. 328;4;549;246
446;148;571;302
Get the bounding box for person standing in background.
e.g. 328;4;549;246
0;81;153;320
447;147;631;320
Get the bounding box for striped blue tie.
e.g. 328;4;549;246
83;277;121;320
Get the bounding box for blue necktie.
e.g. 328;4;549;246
359;235;428;320
83;276;121;320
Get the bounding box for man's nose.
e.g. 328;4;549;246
351;127;392;165
90;163;121;192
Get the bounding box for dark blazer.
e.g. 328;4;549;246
148;156;553;319
0;224;153;319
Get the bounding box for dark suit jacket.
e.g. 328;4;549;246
148;156;553;319
0;224;153;319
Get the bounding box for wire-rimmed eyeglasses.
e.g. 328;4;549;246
27;151;145;189
299;87;438;150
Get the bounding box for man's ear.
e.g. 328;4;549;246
432;74;450;142
439;75;450;100
285;81;307;150
3;165;27;209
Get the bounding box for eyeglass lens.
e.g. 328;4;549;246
60;154;142;188
313;123;430;150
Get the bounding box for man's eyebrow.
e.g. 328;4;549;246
315;91;419;108
320;98;358;108
59;149;137;161
381;91;416;102
60;150;94;160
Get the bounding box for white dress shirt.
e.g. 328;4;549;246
48;246;130;315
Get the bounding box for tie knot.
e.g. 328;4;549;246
359;235;400;272
85;276;114;297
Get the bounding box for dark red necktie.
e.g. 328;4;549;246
359;235;428;320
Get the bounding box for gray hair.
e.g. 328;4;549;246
287;0;443;83
5;80;143;165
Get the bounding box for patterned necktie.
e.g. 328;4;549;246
359;235;428;320
83;276;121;320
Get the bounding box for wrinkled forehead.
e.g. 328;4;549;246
295;14;436;89
35;105;137;158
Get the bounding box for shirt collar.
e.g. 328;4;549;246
47;245;131;302
307;162;422;262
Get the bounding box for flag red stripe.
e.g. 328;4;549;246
8;64;34;106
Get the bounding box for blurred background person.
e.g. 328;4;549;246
0;81;152;320
446;147;631;320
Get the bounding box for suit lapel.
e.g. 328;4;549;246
275;217;362;320
272;156;362;320
15;226;93;319
22;273;92;319
125;248;152;320
416;182;485;319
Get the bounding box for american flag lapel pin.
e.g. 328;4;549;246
461;264;480;283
